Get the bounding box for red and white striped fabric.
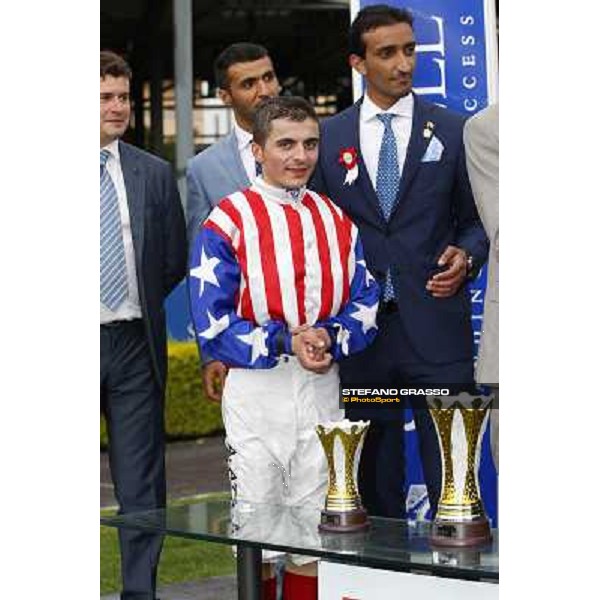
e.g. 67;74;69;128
204;183;358;328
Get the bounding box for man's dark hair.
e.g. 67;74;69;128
214;43;269;89
252;97;318;147
349;4;414;58
100;50;132;80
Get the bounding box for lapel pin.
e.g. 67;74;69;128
423;121;435;139
338;147;359;185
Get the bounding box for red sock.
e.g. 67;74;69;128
283;571;318;600
262;576;277;600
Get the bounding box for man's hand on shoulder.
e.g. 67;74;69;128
426;245;468;298
202;360;229;402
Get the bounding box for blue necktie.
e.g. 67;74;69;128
100;149;128;311
376;114;400;301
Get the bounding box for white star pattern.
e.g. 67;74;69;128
236;328;270;364
349;302;378;334
198;311;230;340
190;247;220;296
333;323;351;356
357;259;375;286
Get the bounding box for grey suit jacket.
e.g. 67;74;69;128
185;131;249;250
464;104;499;385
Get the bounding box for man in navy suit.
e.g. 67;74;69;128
312;5;488;519
100;51;187;599
186;43;281;401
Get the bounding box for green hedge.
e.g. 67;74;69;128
101;342;223;448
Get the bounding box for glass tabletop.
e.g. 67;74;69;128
101;499;498;582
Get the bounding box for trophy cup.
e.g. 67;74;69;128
316;419;370;532
427;393;492;547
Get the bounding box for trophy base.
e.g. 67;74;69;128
319;508;370;533
432;548;482;567
430;517;492;548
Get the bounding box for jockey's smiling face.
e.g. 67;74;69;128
252;117;320;190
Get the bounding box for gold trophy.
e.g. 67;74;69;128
427;393;492;547
316;419;370;532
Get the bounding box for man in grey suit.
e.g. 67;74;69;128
186;43;281;400
464;103;499;470
100;51;187;599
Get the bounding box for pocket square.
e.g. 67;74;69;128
421;135;444;163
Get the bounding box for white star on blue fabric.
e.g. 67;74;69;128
198;310;229;340
190;247;220;296
236;328;270;364
349;302;378;334
333;323;351;356
357;259;375;286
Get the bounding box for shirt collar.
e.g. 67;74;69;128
233;118;253;151
101;139;120;161
361;92;414;123
252;176;306;205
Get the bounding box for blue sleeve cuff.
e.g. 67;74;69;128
271;327;293;357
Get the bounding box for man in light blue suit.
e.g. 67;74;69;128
311;5;489;520
186;43;281;400
186;43;281;243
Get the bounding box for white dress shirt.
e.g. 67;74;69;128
359;92;414;189
233;119;259;183
100;139;142;323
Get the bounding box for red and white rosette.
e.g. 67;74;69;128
338;147;359;185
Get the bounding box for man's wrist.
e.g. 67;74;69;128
465;252;477;279
456;247;476;280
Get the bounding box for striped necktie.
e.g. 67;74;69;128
100;149;128;311
376;113;400;301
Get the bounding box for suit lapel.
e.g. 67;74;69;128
347;101;386;226
119;140;145;263
393;94;435;214
223;131;250;189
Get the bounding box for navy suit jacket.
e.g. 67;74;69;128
119;141;187;388
312;94;488;365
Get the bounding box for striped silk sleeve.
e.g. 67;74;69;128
316;232;380;361
188;226;291;369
